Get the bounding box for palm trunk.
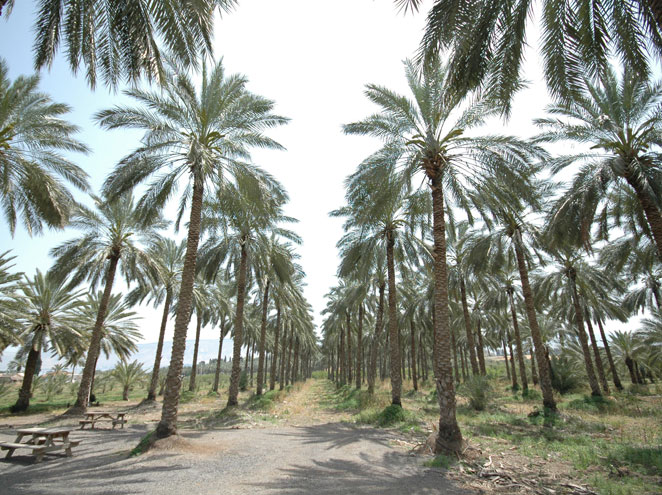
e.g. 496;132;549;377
597;317;623;390
529;338;539;385
147;289;172;401
584;309;609;395
513;230;556;411
356;303;364;389
249;339;255;387
279;323;288;390
156;177;204;438
386;229;402;406
502;334;511;381
292;337;300;383
506;328;518;390
12;346;40;412
568;275;601;396
213;320;225;392
71;251;120;413
269;303;281;391
430;172;463;454
451;326;459;384
188;312;202;392
346;311;353;384
368;283;385;394
645;0;662;34
286;330;293;386
507;290;528;391
122;385;129;401
410;320;418;391
475;318;486;375
227;239;249;406
460;278;479;375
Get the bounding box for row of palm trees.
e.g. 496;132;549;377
321;53;662;455
0;56;317;436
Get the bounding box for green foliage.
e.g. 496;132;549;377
130;431;156;457
376;404;406;426
566;395;614;413
239;371;248;392
460;375;493;411
248;390;285;411
522;388;542;401
550;354;583;394
40;372;68;401
424;454;456;469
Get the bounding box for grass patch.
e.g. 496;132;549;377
248;390;285;411
424;454;457;469
130;430;156;457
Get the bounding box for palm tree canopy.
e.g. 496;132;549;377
0;58;89;236
399;0;662;113
0;0;238;88
0;250;23;351
97;58;289;223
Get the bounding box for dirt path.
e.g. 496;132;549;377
0;380;472;494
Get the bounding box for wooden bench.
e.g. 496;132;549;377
1;428;80;463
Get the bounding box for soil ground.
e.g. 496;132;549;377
0;379;470;495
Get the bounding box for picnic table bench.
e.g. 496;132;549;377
0;427;80;463
79;411;127;430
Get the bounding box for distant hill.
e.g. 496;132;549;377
0;339;235;372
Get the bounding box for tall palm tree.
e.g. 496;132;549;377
0;58;89;236
399;0;662;112
198;168;294;406
343;56;542;453
540;68;662;260
0;251;22;352
97;58;287;438
1;0;238;88
127;238;185;401
51;193;165;413
10;270;85;412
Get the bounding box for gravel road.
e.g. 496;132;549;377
0;422;471;494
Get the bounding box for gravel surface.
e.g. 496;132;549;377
0;422;472;494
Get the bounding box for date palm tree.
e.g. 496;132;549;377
399;0;662;112
540;68;662;260
0;58;89;236
50;193;165;413
0;0;238;89
10;269;85;412
110;360;147;401
197;168;294;406
0;251;22;352
343;56;543;453
97;58;287;438
127;238;185;401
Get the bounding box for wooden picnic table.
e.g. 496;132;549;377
79;411;127;430
0;427;80;463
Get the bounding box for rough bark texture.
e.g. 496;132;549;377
506;329;518;390
188;313;202;392
156;177;204;438
213;320;226;392
597;317;623;391
147;290;172;401
625;171;662;261
460;278;479;375
71;251;120;413
451;326;459;384
279;324;288;390
227;240;249;406
367;283;385;394
568;274;601;396
475;319;486;375
270;304;281;391
507;290;528;391
356;303;364;389
12;346;40;412
346;311;353;384
502;335;511;381
585;310;609;395
285;329;293;386
430;172;463;454
410;320;418;391
386;229;402;406
256;280;270;395
513;231;556;412
529;338;539;385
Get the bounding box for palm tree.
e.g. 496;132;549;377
540;68;662;260
110;360;147;401
399;0;662;112
0;58;89;236
51;193;165;413
97;58;287;438
610;330;645;384
127;238;185;401
0;0;238;88
197;168;294;406
343;56;542;453
10;270;84;412
0;251;22;352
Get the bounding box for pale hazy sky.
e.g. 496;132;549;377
1;1;557;344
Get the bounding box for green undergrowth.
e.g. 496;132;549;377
247;388;290;411
424;454;457;469
130;431;156;457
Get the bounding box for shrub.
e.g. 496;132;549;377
461;375;492;411
376;404;406;426
550;354;582;394
239;371;248;391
